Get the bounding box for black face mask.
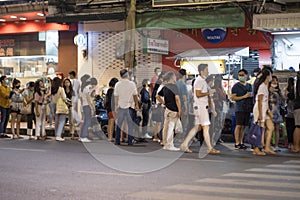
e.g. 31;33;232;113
16;86;20;89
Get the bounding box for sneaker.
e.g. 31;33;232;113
55;137;65;142
234;144;241;150
143;133;152;139
163;146;180;151
80;138;91;143
239;144;248;150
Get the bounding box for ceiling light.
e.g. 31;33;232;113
20;17;27;20
0;19;5;22
37;13;44;16
10;16;17;19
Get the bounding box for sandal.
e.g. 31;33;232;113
292;149;300;153
208;148;220;155
264;149;276;155
184;148;193;153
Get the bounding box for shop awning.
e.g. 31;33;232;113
169;47;249;60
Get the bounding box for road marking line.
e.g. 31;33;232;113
223;173;300;181
195;178;300;189
285;160;300;164
166;184;300;198
0;147;46;152
128;191;255;200
246;168;300;174
178;158;225;162
77;171;143;177
267;164;300;169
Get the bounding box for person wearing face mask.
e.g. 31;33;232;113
10;79;25;139
0;76;12;138
79;77;98;143
269;76;284;151
231;69;252;150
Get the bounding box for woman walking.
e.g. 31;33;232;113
0;76;11;138
24;81;35;139
51;77;68;142
10;79;24;139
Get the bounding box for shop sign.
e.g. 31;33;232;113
152;0;251;7
143;38;169;55
201;28;227;44
0;39;14;56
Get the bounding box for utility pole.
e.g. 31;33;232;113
125;0;136;69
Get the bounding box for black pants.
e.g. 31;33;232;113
286;117;295;144
142;108;150;135
27;102;36;129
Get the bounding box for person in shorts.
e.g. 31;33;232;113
231;69;252;150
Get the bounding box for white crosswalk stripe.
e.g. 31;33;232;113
128;160;300;200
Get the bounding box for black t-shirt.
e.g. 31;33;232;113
106;88;114;113
294;72;300;110
158;83;179;112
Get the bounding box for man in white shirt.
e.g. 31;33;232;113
114;69;139;145
69;71;81;124
180;64;220;154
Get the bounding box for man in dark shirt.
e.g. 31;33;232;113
156;71;181;151
231;69;252;150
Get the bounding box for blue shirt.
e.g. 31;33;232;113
176;80;189;112
231;82;252;112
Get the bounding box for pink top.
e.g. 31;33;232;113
34;92;44;104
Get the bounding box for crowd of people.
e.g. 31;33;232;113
0;71;97;143
0;64;300;156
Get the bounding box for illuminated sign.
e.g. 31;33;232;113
201;28;227;44
73;34;86;47
143;38;169;55
152;0;253;7
0;39;14;56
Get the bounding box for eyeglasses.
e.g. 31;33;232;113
238;74;245;76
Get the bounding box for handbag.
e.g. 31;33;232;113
20;100;32;115
56;97;69;115
246;122;264;147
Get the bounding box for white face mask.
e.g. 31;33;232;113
271;84;277;88
131;77;135;81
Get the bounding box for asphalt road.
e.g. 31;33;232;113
0;137;300;200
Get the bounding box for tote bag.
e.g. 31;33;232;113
246;122;264;147
56;97;69;115
20;100;32;115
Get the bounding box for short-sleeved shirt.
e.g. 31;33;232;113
70;78;80;102
231;82;252;112
158;83;179;112
255;83;269;106
105;88;114;113
24;89;34;103
35;92;45;104
176;80;189;111
193;76;208;107
81;86;91;107
114;79;138;109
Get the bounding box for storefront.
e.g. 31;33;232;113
0;12;77;86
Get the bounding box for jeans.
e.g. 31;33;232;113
48;103;54;125
0;106;10;134
36;105;46;137
53;103;67;138
115;108;134;145
162;108;179;148
80;105;92;138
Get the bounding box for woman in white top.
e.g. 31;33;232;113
51;77;67;142
253;69;275;155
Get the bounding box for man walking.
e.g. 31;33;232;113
180;64;220;154
114;69;139;145
231;69;252;150
157;71;181;151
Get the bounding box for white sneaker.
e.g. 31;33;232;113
55;137;65;142
80;138;91;143
163;146;180;151
143;133;152;139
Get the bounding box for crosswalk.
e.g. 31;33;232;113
128;160;300;200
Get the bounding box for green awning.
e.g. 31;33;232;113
136;7;245;29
